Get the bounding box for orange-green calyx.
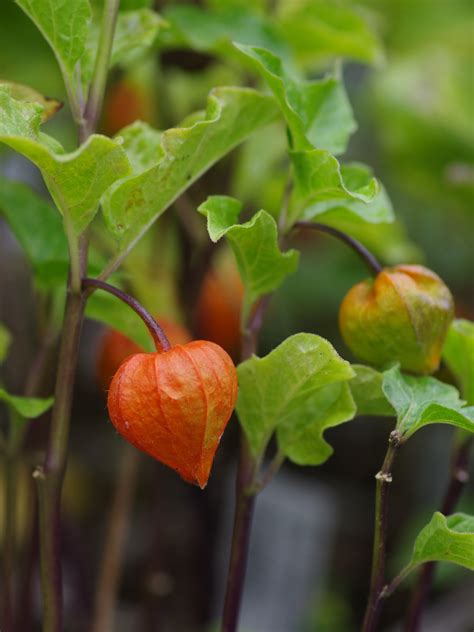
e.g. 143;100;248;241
339;265;454;375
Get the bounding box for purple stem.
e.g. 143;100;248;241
220;295;272;632
81;278;171;352
220;440;257;632
294;221;382;276
403;437;472;632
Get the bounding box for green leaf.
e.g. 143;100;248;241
0;388;54;419
382;366;474;440
0;178;68;286
198;197;299;319
102;86;279;251
0;324;11;364
409;512;474;571
0;88;131;234
288;151;379;228
82;9;164;85
235;44;355;154
15;0;91;79
0;81;62;123
162;4;290;62
198;195;242;242
276;0;383;68
297;163;394;227
236;333;355;459
85;290;153;352
443;319;474;405
349;365;395;417
277;382;356;465
115;121;163;174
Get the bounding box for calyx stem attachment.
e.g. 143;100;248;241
294;221;383;276
81;278;171;352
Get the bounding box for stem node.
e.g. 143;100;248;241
32;466;46;482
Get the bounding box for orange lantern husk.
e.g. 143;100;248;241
107;341;238;488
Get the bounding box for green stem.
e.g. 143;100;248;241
250;449;285;495
82;0;121;140
381;563;416;600
362;430;401;632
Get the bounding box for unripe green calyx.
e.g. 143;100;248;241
339;265;454;375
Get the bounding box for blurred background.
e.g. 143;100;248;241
0;0;473;630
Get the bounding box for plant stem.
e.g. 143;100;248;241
220;297;272;632
90;445;140;632
34;286;86;632
81;278;171;352
222;439;259;632
403;435;472;632
2;431;16;632
241;294;272;359
34;2;120;623
294;221;382;276
6;322;58;630
82;0;121;139
362;430;401;632
252;449;286;494
221;438;258;632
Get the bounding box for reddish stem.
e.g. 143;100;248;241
220;296;272;632
294;221;382;276
221;439;257;632
404;437;472;632
81;278;171;352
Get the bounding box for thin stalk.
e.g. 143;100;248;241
294;221;382;276
34;287;86;632
34;2;120;626
15;500;39;632
403;436;472;632
362;430;401;632
381;564;415;601
81;278;171;352
10;323;59;629
221;438;258;632
2;425;17;632
90;445;140;632
220;297;272;632
82;0;121;140
3;413;33;628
